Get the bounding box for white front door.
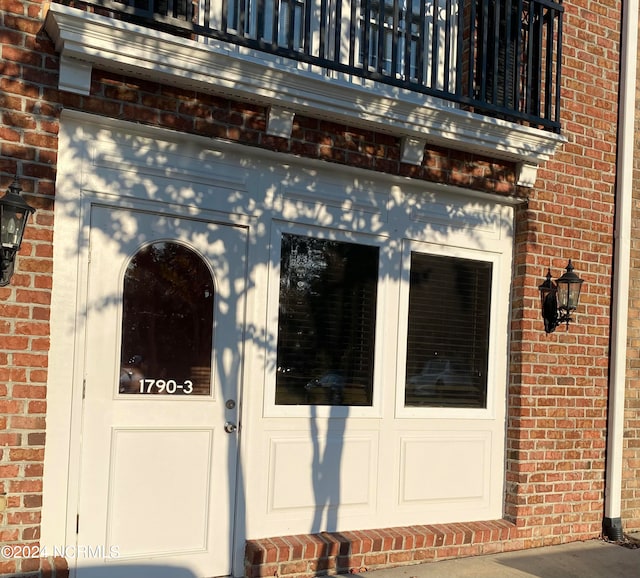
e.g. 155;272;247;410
76;205;247;577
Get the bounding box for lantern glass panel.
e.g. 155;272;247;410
557;279;582;311
0;205;28;249
567;281;582;309
556;282;569;310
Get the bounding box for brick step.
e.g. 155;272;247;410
245;520;520;578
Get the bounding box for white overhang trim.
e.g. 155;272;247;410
44;3;565;186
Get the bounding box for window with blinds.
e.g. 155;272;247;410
275;234;379;406
404;252;491;408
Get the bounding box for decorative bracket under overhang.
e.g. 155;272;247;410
401;137;428;166
266;107;296;139
44;3;565;188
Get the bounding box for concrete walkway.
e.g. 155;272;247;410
347;537;640;578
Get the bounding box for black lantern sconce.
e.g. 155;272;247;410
539;260;584;333
0;177;36;287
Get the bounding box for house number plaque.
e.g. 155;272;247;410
138;378;194;395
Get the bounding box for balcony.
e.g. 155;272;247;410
45;0;566;184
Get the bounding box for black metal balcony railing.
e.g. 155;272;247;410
90;0;563;132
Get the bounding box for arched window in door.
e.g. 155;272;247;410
118;242;214;396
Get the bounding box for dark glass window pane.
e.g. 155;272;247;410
119;242;214;396
275;234;379;406
405;253;492;408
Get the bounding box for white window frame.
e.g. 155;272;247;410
263;221;392;419
394;239;508;420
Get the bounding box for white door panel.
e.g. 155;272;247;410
77;206;247;577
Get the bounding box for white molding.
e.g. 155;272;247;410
44;4;565;183
59;109;526;206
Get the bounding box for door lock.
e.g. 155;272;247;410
224;422;237;434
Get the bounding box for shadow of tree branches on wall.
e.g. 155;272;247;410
47;107;515;573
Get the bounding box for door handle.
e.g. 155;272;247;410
224;422;237;434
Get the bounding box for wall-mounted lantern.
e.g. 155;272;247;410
538;260;584;333
0;177;36;287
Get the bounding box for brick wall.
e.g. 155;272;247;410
1;0;59;574
0;0;630;575
622;18;640;533
503;0;621;543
